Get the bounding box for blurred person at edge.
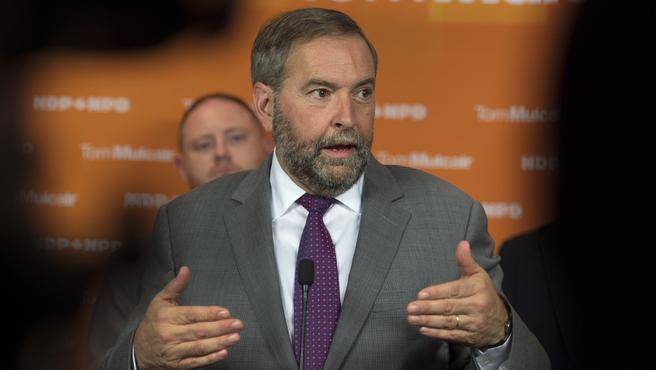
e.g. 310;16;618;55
497;1;645;369
88;93;271;370
174;93;271;188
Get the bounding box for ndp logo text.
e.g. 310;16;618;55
124;193;175;208
376;103;427;121
35;236;122;253
80;143;175;162
21;190;78;207
482;202;523;220
34;95;131;113
521;155;558;171
475;104;558;124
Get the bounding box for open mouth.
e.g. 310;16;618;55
321;144;357;158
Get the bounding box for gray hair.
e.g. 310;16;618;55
251;7;378;91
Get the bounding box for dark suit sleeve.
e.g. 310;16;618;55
87;257;143;369
464;202;550;370
96;205;177;370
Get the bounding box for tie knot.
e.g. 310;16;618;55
296;193;335;215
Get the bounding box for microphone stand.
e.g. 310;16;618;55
300;283;309;370
298;258;314;370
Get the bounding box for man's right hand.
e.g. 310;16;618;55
133;266;243;369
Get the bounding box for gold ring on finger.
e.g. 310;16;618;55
455;315;460;329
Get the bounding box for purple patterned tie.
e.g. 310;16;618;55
293;194;340;370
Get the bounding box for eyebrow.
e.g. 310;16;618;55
353;77;376;89
224;127;250;135
189;134;214;144
302;77;376;91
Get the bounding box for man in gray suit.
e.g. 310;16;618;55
99;8;549;370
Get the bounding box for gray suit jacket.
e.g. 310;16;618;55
99;156;549;369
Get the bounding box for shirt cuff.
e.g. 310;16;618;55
472;333;512;370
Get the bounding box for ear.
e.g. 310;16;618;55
173;153;189;184
252;82;275;132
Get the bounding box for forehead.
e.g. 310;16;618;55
283;35;375;86
183;99;257;136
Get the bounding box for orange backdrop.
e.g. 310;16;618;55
18;1;578;366
22;0;577;256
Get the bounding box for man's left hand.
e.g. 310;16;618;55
407;240;509;348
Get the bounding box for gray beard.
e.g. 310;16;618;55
272;99;372;198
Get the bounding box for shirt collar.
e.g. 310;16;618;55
269;148;364;221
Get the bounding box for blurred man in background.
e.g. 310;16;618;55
174;93;271;189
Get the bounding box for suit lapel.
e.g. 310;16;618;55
324;158;411;370
224;157;297;369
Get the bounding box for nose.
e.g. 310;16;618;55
332;93;356;129
214;138;229;160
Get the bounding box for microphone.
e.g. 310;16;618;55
298;259;314;370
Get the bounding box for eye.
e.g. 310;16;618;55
226;132;247;145
192;139;214;151
356;87;373;100
309;88;330;99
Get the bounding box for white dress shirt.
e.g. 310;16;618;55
270;152;363;340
